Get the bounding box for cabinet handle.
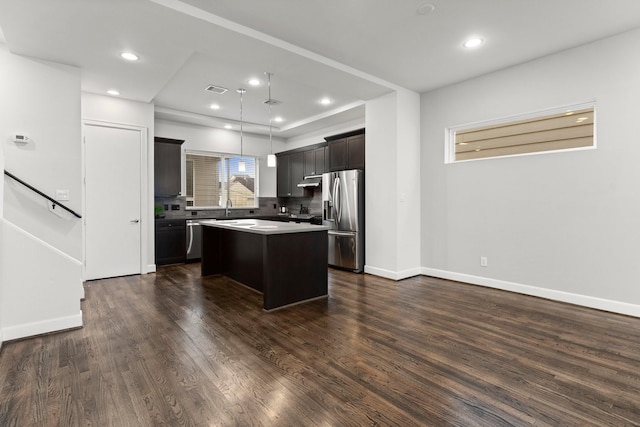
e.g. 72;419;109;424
130;219;140;223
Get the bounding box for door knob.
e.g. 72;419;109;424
130;219;140;223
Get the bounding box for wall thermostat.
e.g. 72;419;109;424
13;134;30;143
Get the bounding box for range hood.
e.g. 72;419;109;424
297;175;322;188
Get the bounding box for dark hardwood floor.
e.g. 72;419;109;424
1;264;639;426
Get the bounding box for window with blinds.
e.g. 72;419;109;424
448;103;595;162
185;151;258;209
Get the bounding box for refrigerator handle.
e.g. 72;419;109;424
334;176;341;222
187;223;194;254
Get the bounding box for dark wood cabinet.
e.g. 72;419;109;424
289;152;304;197
328;138;347;171
154;137;184;196
276;153;290;197
327;129;365;171
276;152;304;197
276;142;328;197
304;147;326;176
346;134;365;169
155;219;186;266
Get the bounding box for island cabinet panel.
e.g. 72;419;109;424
221;230;264;292
201;222;328;311
262;232;328;310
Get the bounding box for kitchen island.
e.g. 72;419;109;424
200;219;329;311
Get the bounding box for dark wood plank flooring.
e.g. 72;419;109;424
1;264;640;426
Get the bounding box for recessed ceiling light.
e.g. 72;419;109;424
416;3;436;15
120;52;139;61
107;89;120;96
224;124;232;129
463;38;483;48
248;78;261;86
320;97;333;106
210;103;220;110
274;116;284;123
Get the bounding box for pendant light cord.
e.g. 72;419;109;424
267;72;273;154
238;89;244;160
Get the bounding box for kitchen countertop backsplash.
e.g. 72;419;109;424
155;191;323;220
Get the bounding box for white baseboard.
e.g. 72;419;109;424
146;264;156;273
364;265;421;281
2;311;83;341
421;267;640;318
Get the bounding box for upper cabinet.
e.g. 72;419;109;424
276;151;305;197
326;129;365;171
304;147;327;176
154;137;184;196
275;131;364;198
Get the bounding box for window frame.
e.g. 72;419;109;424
445;101;597;164
184;149;259;210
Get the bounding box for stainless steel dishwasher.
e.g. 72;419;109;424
186;219;203;261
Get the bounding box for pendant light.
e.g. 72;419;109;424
237;88;246;172
265;72;277;168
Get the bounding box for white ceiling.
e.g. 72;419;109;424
1;0;640;138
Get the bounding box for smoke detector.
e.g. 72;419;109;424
204;84;228;94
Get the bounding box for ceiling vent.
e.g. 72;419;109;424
264;98;282;106
204;84;228;94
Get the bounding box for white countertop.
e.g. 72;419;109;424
200;219;328;235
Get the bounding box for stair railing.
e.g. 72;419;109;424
3;170;82;219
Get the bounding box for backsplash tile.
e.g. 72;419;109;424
154;196;280;219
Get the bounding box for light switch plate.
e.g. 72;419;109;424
55;190;70;201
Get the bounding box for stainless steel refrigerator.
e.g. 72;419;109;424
322;169;364;272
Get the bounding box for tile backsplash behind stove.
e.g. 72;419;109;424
277;189;323;216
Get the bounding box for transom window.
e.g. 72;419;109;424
185;151;258;209
447;102;596;162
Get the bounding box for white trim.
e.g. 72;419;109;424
364;265;421;281
445;100;597;164
81;120;150;278
421;267;640;318
2;313;83;342
147;264;157;273
4;219;82;266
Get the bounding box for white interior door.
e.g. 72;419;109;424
84;123;142;280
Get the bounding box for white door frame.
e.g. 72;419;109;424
81;119;149;280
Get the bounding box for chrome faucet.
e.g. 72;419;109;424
225;199;232;217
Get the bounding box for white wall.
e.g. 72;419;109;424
396;89;421;276
365;90;422;279
0;43;84;339
1;45;82;260
155;119;286;198
421;28;640;316
366;93;399;276
81;93;155;272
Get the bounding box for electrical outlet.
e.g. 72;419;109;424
480;256;488;267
